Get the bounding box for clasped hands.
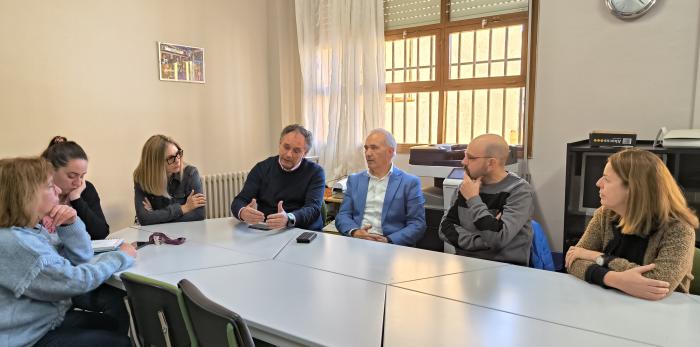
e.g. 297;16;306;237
565;246;671;300
43;205;78;230
142;190;206;214
240;199;288;229
351;225;388;243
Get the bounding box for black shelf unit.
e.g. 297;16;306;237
563;140;700;251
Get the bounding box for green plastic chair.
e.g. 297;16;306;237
121;272;197;347
178;279;255;347
690;248;700;295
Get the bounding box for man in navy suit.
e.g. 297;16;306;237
335;129;426;246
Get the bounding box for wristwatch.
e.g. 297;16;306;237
286;213;296;227
595;254;612;267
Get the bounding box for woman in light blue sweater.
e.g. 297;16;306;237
0;157;136;347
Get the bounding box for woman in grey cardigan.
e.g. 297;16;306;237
133;134;206;225
0;157;136;347
566;148;697;300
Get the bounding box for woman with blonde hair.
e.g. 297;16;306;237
0;157;136;346
566;148;698;300
134;134;206;225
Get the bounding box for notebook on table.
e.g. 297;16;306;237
91;239;124;253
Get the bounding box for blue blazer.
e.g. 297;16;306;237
335;167;426;246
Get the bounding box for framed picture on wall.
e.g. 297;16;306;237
158;42;205;83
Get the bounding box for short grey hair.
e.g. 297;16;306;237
280;124;313;151
368;128;397;151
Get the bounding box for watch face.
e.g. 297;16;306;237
606;0;656;19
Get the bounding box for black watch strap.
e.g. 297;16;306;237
601;254;616;268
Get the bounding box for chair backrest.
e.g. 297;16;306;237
691;247;700;295
178;279;255;347
530;220;556;271
321;200;328;226
121;272;197;347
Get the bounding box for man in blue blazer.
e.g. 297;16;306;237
335;129;426;246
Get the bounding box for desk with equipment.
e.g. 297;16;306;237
564;140;700;250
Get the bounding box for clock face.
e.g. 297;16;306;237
606;0;656;19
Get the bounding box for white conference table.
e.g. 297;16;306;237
110;218;698;346
275;231;505;284
152;261;385;347
106;227;264;283
383;286;650;347
130;218;302;259
392;265;700;347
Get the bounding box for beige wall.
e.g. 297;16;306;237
3;1;698;252
530;0;700;251
0;0;279;231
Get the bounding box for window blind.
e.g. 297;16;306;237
384;0;441;30
449;0;528;21
384;0;528;31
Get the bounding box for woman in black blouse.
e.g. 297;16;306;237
133;135;206;225
41;136;109;239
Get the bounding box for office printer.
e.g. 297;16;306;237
662;129;700;148
406;144;519;211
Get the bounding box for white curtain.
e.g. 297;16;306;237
295;0;385;182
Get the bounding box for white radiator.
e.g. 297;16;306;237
202;171;248;219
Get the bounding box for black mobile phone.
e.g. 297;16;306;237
134;241;149;249
296;231;317;243
249;223;274;231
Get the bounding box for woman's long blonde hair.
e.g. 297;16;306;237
0;157;53;227
608;148;699;236
133;135;183;197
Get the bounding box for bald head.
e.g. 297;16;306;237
471;134;510;166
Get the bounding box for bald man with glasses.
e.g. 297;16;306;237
439;134;534;266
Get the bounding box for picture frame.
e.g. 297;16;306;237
158;42;205;83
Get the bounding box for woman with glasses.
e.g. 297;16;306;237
133;135;206;225
566;148;697;300
41;136;110;239
0;157;136;347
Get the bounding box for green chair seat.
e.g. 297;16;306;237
690;248;700;295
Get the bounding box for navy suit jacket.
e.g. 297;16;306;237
335;167;426;246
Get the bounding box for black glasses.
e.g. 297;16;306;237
166;149;183;165
465;153;494;161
